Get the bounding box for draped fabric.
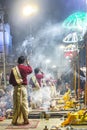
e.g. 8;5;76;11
9;64;33;86
12;66;23;85
30;76;40;91
9;64;33;125
12;85;29;125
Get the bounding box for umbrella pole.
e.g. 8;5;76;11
85;38;87;107
78;52;80;100
73;60;77;99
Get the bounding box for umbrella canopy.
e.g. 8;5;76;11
63;12;87;29
63;32;83;43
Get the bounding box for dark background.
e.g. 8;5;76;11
0;0;86;45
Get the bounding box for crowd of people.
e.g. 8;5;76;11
0;85;13;117
0;55;85;125
0;56;57;125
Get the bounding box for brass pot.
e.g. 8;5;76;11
45;112;50;120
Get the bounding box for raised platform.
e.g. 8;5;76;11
29;109;76;119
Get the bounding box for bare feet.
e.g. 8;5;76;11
24;120;29;125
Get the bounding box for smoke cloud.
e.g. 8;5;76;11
15;22;71;77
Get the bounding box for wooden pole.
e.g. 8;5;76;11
84;32;87;107
78;52;80;99
73;60;77;98
0;10;6;89
85;39;87;107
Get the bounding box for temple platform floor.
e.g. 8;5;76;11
0;118;87;130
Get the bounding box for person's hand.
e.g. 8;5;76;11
40;69;43;74
39;68;42;73
26;59;29;65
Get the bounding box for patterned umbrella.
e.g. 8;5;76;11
63;12;87;29
63;32;83;43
